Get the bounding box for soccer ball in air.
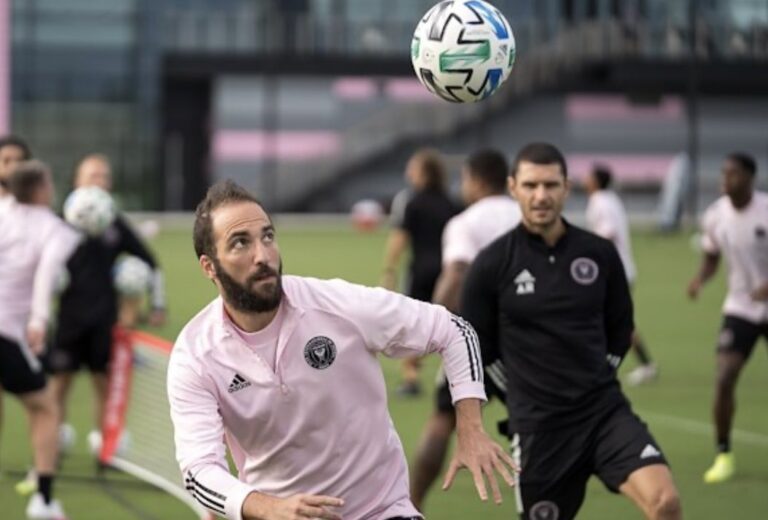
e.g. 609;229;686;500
114;255;152;296
63;186;116;236
411;0;515;103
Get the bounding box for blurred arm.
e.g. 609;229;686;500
28;222;80;350
603;245;634;367
688;253;720;299
432;261;469;313
116;216;166;311
380;229;409;290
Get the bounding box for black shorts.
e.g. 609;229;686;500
407;274;438;303
48;319;114;374
716;315;768;360
0;334;47;395
435;360;507;413
512;402;668;520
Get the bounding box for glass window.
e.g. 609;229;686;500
31;0;135;14
32;16;134;47
729;0;768;25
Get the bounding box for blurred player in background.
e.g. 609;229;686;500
1;160;80;519
381;149;458;397
0;135;32;202
48;153;166;458
0;134;33;474
410;149;521;512
687;152;768;484
464;143;681;520
168;180;515;520
585;164;658;385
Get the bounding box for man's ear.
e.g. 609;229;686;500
200;255;216;281
507;176;516;197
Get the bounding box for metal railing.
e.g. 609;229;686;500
161;6;768;60
258;17;768;209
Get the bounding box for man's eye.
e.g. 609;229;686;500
232;238;248;249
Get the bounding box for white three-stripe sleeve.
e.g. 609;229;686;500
439;313;486;404
167;350;254;520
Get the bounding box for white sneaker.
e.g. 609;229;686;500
58;423;77;455
89;429;132;458
87;430;102;456
626;363;658;386
26;493;67;519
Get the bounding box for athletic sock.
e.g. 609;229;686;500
634;337;652;365
38;474;53;504
717;439;731;454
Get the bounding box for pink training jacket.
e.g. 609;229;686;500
0;199;80;344
168;275;486;520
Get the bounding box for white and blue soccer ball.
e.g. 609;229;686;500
63;186;116;236
411;0;515;103
114;255;152;296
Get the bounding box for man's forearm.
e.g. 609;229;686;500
242;491;276;520
432;262;468;313
454;398;485;434
696;254;720;285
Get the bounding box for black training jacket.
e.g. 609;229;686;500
58;215;158;326
461;220;633;433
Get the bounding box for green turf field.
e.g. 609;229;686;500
2;223;767;519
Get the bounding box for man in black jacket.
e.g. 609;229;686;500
49;154;166;457
461;143;681;520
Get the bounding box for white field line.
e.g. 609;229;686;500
640;411;768;448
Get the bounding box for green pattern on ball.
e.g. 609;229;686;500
439;40;491;72
411;38;420;60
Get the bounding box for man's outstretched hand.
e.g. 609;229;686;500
443;399;517;504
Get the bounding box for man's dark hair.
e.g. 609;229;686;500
511;142;568;179
727;152;757;177
466;149;509;193
0;134;32;160
193;180;266;259
9;160;49;203
592;164;613;190
413;148;448;192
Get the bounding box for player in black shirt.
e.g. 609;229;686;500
381;149;457;396
462;143;681;520
48;154;166;455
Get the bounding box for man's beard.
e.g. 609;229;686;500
212;257;283;313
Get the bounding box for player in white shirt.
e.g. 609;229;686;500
0;135;33;478
411;149;521;512
1;160;80;519
585;165;658;386
687;152;768;484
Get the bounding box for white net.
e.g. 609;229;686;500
104;330;211;519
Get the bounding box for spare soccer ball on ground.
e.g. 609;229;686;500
63;186;116;236
114;255;153;296
411;0;515;103
350;199;384;232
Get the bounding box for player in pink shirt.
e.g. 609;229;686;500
168;180;516;520
0;135;33;475
688;152;768;484
0;160;80;519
